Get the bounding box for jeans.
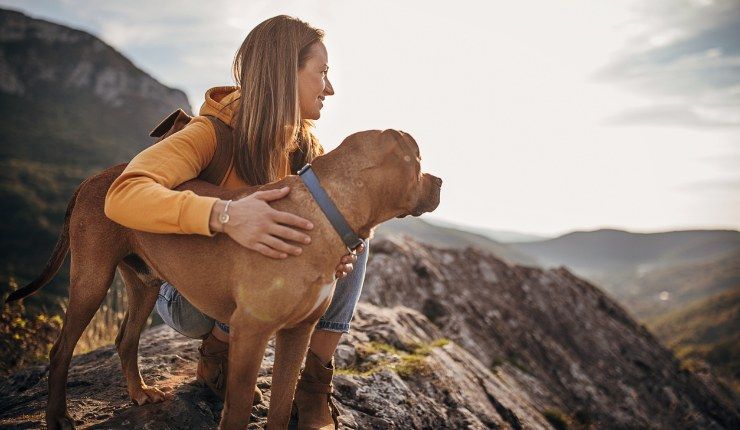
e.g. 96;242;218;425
155;238;369;338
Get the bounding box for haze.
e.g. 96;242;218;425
4;0;738;237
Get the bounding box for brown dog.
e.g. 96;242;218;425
7;129;441;429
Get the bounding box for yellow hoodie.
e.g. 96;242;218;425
104;86;252;237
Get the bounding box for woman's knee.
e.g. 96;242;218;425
156;281;215;339
319;238;371;332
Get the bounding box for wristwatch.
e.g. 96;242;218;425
219;199;233;227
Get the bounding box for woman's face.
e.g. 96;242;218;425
298;41;334;120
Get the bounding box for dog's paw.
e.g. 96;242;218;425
130;384;170;405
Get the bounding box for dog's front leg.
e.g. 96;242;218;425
219;312;273;430
267;322;316;428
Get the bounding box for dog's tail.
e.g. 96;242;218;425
4;183;82;305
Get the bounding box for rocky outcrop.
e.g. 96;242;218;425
1;237;738;429
0;304;552;429
360;235;739;429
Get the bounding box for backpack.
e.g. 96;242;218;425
148;108;234;186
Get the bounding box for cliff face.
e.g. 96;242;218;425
0;7;189;112
1;238;738;429
0;7;192;310
0;6;191;167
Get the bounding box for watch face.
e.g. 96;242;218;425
219;212;229;224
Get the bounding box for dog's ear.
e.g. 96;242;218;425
379;129;417;159
398;131;420;158
378;129;405;148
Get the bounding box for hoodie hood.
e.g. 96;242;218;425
198;85;295;180
199;86;241;127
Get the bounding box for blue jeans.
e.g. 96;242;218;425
155;238;369;338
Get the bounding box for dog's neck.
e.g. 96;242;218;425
308;153;396;241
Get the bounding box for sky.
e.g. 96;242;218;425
3;0;739;237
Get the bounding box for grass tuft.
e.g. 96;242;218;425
336;338;451;379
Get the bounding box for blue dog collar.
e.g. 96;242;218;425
298;163;363;251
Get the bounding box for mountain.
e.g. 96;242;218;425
421;218;549;243
0;7;190;308
511;229;740;281
1;7;737;428
1;237;737;428
375;217;537;265
510;228;740;308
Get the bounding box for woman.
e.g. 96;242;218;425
104;15;366;429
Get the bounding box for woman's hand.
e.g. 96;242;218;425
210;187;314;259
335;241;365;279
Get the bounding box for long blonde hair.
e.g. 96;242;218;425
229;15;326;185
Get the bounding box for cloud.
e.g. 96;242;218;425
604;102;740;128
677;177;740;192
592;0;740;128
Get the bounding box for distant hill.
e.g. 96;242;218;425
646;288;740;394
374;217;537;265
624;249;740;319
421;218;549;243
511;228;740;299
512;229;740;277
0;7;190;308
508;228;740;321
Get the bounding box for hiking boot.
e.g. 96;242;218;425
196;332;263;404
290;349;340;430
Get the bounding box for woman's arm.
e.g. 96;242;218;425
104;116;220;237
104;115;316;258
105;115;348;263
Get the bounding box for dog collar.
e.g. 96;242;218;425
297;164;364;251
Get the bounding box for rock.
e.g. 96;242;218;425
360;236;740;429
0;304;551;429
1;237;738;429
333;344;357;370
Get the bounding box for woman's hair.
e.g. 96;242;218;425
230;15;326;185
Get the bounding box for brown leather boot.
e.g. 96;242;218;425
291;349;340;430
196;332;263;404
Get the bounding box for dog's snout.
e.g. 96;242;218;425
431;175;442;186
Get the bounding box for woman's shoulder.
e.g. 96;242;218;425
125;114;219;175
191;114;232;139
187;114;218;139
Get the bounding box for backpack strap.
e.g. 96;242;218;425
148;109;234;186
200;115;234;186
149;108;192;140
